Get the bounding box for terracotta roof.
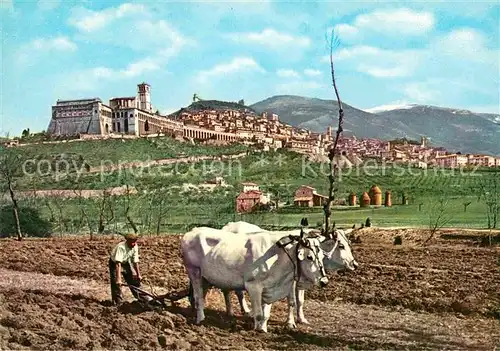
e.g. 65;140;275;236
313;193;328;199
237;190;262;200
298;185;316;190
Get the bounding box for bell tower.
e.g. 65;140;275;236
137;82;152;113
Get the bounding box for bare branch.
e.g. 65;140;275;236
323;28;345;235
425;199;452;244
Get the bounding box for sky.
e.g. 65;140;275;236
1;0;499;136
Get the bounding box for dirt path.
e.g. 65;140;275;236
0;268;498;350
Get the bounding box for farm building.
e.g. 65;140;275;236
241;182;259;192
0;139;19;147
293;185;328;207
236;190;263;213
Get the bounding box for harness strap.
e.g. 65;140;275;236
295;243;302;282
281;244;299;281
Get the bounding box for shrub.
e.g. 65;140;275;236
0;206;52;238
394;235;403;245
365;217;372;227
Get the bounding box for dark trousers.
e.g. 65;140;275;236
108;258;141;304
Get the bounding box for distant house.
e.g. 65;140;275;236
204;176;226;186
0;139;19;148
293;185;328;207
236;190;262;213
241;182;259;192
198;176;228;191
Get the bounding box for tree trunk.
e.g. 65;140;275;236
8;180;22;241
493;206;497;229
323;32;344;236
156;199;164;236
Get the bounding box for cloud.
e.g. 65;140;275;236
403;81;442;103
357;65;415;78
60;44;184;93
276;80;322;94
37;0;61;11
277;69;300;78
62;3;191;93
17;36;77;66
304;69;322;77
227;28;311;49
1;0;13;11
58;59;164;94
327;45;422;78
432;28;497;65
333;24;359;39
68;4;192;52
68;3;147;33
334;8;435;41
32;37;77;51
197;57;265;83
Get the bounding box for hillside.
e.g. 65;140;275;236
374;106;500;155
251;96;500;155
169;99;255;118
250;95;374;137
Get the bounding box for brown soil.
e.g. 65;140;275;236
1;228;499;350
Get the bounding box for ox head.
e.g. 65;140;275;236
320;226;358;272
296;233;329;288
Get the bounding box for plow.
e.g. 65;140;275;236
124;280;191;309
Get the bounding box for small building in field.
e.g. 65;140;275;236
236;190;262;213
0;139;19;147
293;185;328;207
241;182;259;192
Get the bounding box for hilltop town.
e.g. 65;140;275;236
4;82;499;169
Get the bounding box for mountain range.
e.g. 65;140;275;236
250;95;500;155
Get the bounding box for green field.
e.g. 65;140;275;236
1;138;499;236
16;136;248;167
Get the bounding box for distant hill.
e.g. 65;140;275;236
250;95;374;137
373;105;500;155
251;95;500;155
169;100;255;118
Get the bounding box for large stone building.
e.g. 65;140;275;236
47;83;183;137
47;98;112;135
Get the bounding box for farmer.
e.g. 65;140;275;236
109;233;145;305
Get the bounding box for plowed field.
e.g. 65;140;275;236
1;228;499;350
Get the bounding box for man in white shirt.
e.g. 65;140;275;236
109;233;142;305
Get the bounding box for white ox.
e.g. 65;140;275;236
182;223;319;317
221;221;358;325
181;227;329;332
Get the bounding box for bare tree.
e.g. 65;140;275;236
323;30;345;235
424;198;452;244
124;183;138;234
44;198;56;223
72;188;93;237
0;148;23;240
98;190;115;234
463;201;472;213
476;169;499;229
151;188;170;235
